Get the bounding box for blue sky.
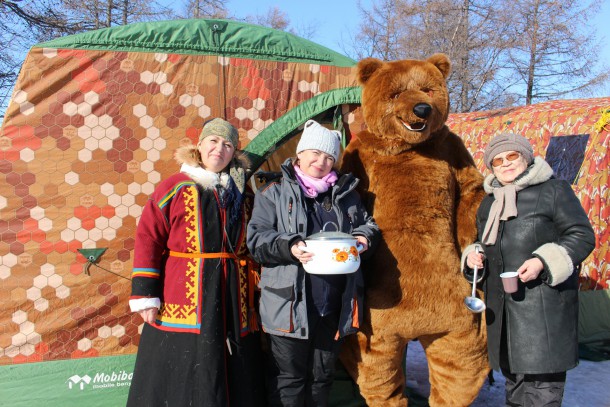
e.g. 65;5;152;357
226;0;369;54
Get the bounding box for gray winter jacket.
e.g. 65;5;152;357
247;158;380;339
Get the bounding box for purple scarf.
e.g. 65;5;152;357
294;165;338;198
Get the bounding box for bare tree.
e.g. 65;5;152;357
242;6;318;41
115;0;174;25
183;0;227;19
349;0;510;112
246;6;289;31
399;0;509;111
0;0;84;117
0;38;21;118
59;0;173;29
288;20;318;41
2;0;91;36
349;0;413;61
349;0;608;110
500;0;608;105
0;0;174;118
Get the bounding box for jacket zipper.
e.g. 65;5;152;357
288;197;293;233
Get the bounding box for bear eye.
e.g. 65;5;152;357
391;92;401;100
422;88;434;98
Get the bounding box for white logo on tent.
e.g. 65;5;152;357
67;374;92;390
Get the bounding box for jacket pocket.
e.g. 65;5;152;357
260;282;296;333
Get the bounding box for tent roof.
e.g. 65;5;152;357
34;19;357;66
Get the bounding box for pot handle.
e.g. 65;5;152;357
356;243;364;253
322;221;339;232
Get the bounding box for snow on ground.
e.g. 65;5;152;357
405;340;610;406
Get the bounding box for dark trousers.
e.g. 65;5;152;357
499;322;566;407
501;368;566;407
266;312;341;407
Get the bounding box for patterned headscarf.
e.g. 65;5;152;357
199;118;239;148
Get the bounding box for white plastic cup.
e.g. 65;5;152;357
500;271;519;293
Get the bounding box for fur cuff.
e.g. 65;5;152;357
533;243;574;286
129;297;160;312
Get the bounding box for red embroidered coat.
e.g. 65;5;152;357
130;172;257;337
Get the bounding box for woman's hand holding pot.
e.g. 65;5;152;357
355;235;368;253
291;241;314;264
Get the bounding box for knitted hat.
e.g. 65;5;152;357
199;118;239;148
296;120;342;161
483;132;534;169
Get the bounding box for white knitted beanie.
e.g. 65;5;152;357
296;120;342;161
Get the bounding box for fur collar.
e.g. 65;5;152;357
180;163;230;189
174;144;249;192
484;157;554;194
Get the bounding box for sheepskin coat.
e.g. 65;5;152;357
476;157;595;374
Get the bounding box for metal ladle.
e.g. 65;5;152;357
464;247;486;313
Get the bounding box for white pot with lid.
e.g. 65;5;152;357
301;222;364;275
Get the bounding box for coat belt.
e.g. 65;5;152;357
169;250;237;259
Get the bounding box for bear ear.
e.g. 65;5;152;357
357;58;384;85
426;53;451;79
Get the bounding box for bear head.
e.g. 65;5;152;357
358;54;451;153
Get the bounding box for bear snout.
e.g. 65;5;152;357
413;103;432;119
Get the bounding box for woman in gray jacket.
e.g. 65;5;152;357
464;133;595;406
247;120;380;407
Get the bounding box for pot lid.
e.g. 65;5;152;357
306;222;355;241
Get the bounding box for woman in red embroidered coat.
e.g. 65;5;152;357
127;118;264;407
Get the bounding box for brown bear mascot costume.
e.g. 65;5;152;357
339;54;489;406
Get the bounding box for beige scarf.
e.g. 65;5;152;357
481;183;524;245
481;157;555;245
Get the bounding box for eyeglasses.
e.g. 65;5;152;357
491;152;521;167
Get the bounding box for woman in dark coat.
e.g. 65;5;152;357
462;132;595;406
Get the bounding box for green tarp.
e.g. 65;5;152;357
0;355;135;406
35;19;356;66
579;290;610;360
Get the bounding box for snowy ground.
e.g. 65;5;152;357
405;340;610;406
